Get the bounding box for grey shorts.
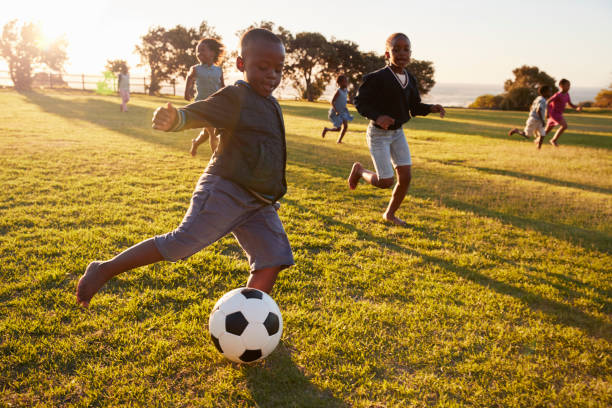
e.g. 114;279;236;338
366;123;412;179
154;173;294;272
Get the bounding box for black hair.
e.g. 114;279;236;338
240;28;283;57
197;38;225;65
385;33;410;51
538;85;551;95
559;78;570;86
336;74;347;85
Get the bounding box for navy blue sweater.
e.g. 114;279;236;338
355;66;432;130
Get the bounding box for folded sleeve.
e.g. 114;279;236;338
171;86;241;131
354;73;382;121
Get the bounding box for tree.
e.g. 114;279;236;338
0;20;67;91
135;21;219;95
499;87;534;111
594;83;612;108
501;65;557;109
469;94;503;109
105;59;128;75
285;32;337;101
406;59;436;96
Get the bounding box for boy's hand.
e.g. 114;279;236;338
152;103;178;131
576;106;583;112
431;104;446;118
375;115;395;130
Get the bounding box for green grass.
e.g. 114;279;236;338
1;88;610;407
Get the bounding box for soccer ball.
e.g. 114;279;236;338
209;287;283;363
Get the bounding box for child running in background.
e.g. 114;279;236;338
321;74;353;143
185;38;225;156
508;85;552;149
348;33;445;226
118;66;130;112
545;78;582;147
75;29;293;307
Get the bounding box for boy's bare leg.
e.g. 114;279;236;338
336;122;348;144
383;165;411;226
190;129;210;156
348;162;394;190
246;266;282;294
76;238;164;307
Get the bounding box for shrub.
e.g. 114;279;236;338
469;94;503;109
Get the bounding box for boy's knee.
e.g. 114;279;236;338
379;178;395;188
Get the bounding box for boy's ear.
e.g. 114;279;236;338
236;56;245;72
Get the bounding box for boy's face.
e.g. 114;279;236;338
197;43;215;65
237;40;285;98
560;82;570;92
339;77;348;88
386;37;411;69
543;89;553;98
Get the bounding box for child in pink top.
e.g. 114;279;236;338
544;78;581;147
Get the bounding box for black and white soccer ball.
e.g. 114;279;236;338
209;288;283;363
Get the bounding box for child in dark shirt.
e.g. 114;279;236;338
76;29;293;307
348;33;445;226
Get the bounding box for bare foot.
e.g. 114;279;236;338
321;129;327;138
508;128;518;137
383;214;407;226
348;162;362;190
535;136;543;149
76;261;109;308
190;139;198;156
336;140;342;144
549;140;559;147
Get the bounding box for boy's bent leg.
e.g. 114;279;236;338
232;205;294;294
76;238;163;307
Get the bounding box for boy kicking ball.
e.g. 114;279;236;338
76;28;293;307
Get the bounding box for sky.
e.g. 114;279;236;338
1;0;611;88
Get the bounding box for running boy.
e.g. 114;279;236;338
76;29;292;307
508;85;552;148
321;74;353;143
545;78;582;147
185;38;225;156
348;33;445;226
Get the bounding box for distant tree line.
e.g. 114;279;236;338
470;65;612;110
0;19;437;100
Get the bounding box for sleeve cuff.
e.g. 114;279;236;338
168;109;186;132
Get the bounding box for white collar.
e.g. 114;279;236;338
387;66;409;89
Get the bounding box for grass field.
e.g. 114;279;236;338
0;88;610;407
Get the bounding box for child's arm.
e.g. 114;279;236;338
568;95;582;111
184;66;196;101
430;105;446;118
537;105;545;125
355;73;386;123
154;86;240;133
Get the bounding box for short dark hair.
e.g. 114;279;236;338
538;85;551;95
240;28;283;57
385;33;410;50
336;74;347;85
197;38;225;65
559;78;570;86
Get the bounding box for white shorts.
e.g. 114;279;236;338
524;117;546;138
366;123;412;179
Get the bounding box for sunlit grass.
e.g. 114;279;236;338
1;89;610;407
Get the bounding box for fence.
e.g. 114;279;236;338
0;70;180;95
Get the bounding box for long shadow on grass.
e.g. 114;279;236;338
424;158;612;195
243;342;347;407
285;137;611;254
284;197;612;342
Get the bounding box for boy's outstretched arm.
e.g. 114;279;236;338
430;104;446;118
152;103;178;131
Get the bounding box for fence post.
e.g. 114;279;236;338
82;73;85;90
